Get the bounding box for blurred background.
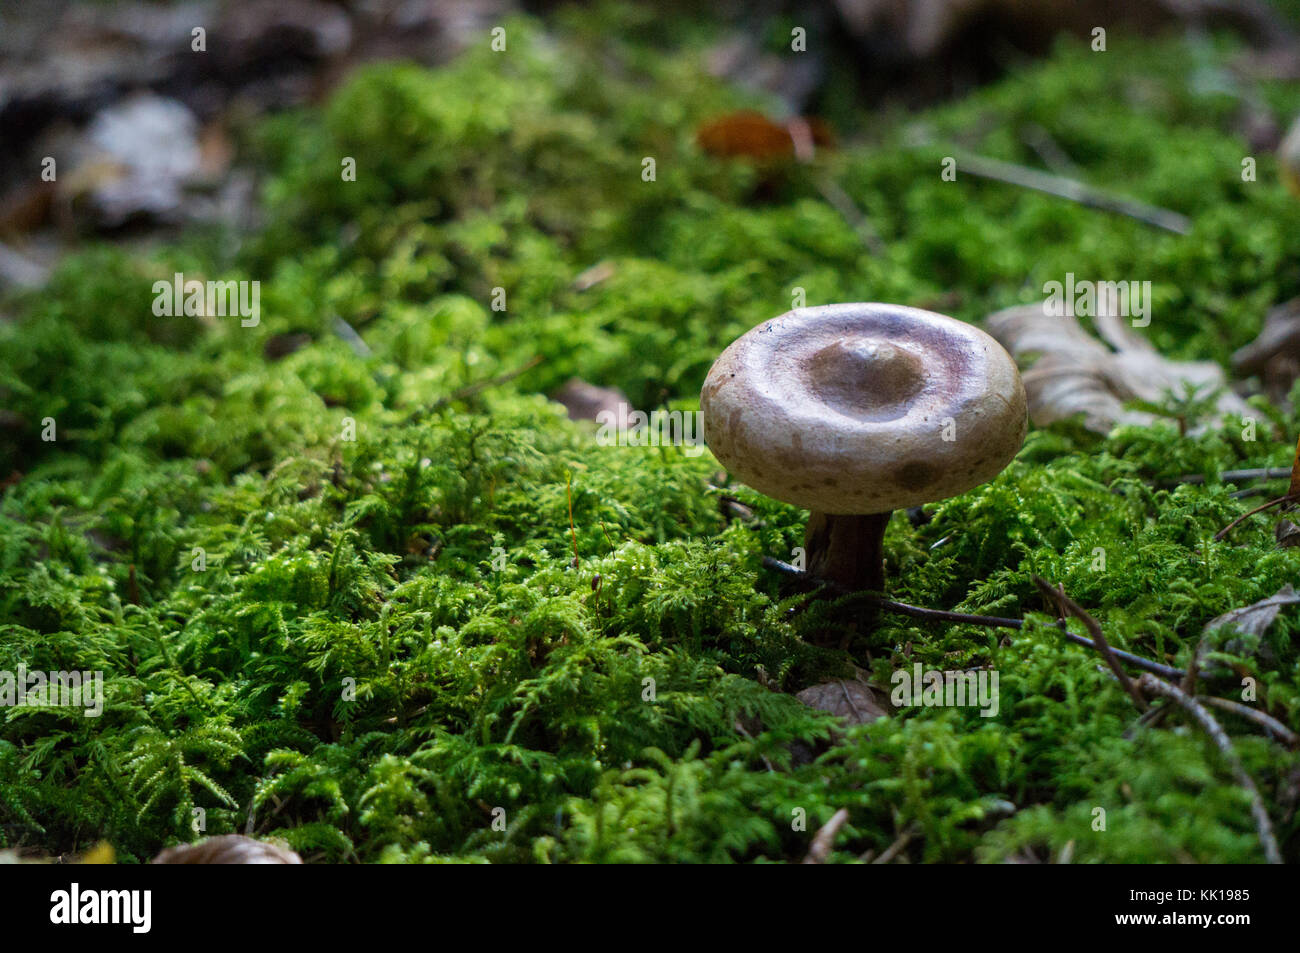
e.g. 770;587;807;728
2;0;1299;289
5;1;1300;866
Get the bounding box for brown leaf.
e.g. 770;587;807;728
697;111;796;161
1198;584;1300;676
796;679;887;726
152;835;302;865
696;111;834;163
1204;584;1300;639
985;303;1252;434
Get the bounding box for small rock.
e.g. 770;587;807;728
551;377;631;428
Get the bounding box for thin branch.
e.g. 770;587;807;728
762;556;1186;680
803;808;850;864
732;720;775;772
871;826;915;865
950;150;1191;234
331;315;373;359
1034;577;1147;711
1200;695;1300;748
1137;674;1282;865
1125;701;1171;740
1213;493;1298;542
813;174;886;256
1162;467;1293;488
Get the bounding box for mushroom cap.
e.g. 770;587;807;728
151;834;303;864
700;303;1027;514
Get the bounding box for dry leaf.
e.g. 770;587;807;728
1232;296;1300;404
985;303;1252;434
1204;584;1300;639
697;110;798;160
72;93;203;227
696;111;833;162
795;679;887;726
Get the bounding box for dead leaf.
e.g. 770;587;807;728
696;110;833;163
152;834;302;864
697;110;797;161
796;679;887;726
1232;296;1300;404
985;303;1252;434
1204;584;1300;639
69;93;204;228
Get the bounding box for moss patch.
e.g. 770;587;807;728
2;9;1300;862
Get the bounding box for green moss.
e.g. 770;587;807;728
2;8;1300;862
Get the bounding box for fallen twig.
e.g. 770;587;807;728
802;808;850;864
1162;467;1293;488
813;174;885;256
1212;493;1298;542
762;556;1186;680
871;826;915;865
1034;577;1147;711
1137;674;1282;865
1200;695;1300;748
949;150;1191;234
732;719;775;773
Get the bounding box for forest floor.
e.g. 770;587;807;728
3;3;1300;862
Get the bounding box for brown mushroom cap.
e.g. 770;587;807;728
700;303;1027;514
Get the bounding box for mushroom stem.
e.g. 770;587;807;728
803;511;891;593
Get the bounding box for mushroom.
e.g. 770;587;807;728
152;834;303;864
700;303;1026;593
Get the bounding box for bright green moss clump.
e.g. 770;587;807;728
2;9;1300;862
